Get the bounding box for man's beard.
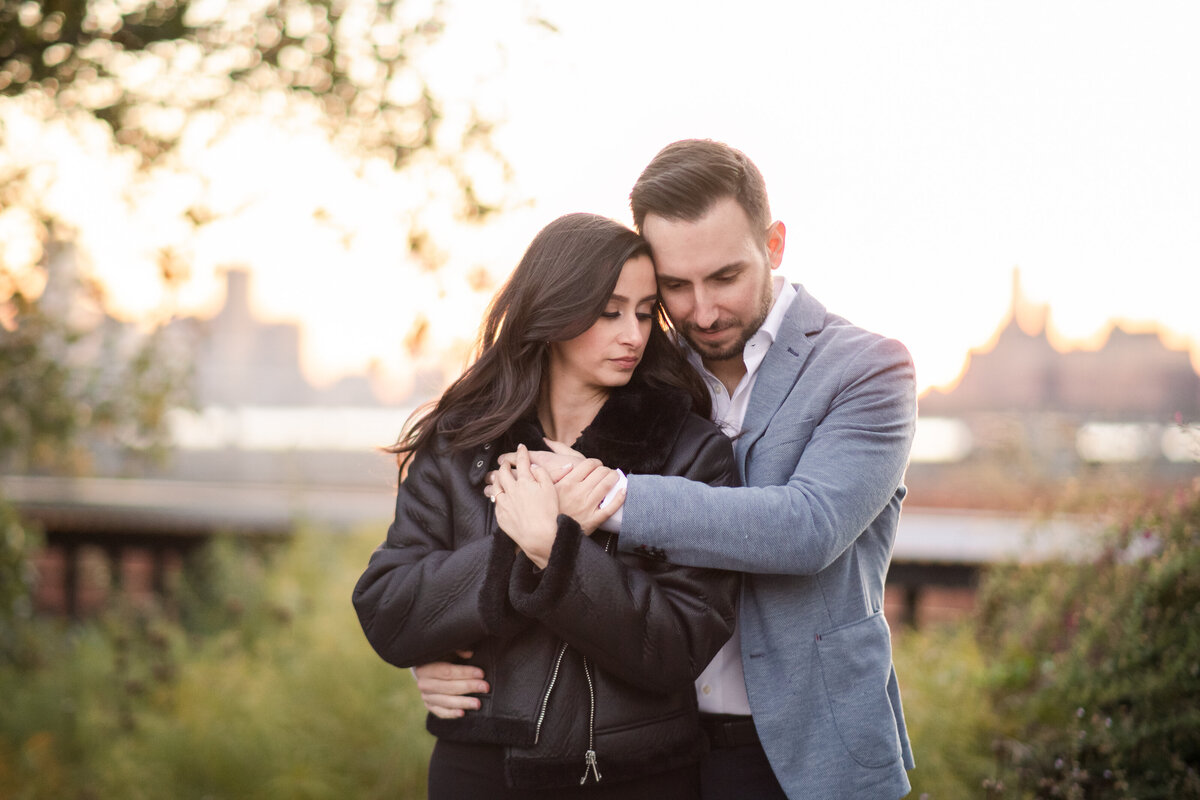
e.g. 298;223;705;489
680;279;774;363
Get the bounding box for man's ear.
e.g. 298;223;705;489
766;221;786;269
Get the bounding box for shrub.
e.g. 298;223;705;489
0;528;432;799
976;482;1200;798
893;623;1000;798
0;498;41;668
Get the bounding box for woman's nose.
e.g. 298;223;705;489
618;316;645;346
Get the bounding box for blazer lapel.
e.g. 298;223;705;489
735;286;825;475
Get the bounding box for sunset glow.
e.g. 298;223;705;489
3;0;1197;398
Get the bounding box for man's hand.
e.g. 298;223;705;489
413;654;490;719
551;457;622;534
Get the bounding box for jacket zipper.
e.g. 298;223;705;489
534;641;569;745
579;656;601;784
579;532;615;785
533;533;615;783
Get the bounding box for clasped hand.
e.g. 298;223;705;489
491;444;559;569
487;439;624;536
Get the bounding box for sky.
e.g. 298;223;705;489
472;0;1200;391
3;0;1197;398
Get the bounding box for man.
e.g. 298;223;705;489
416;139;917;799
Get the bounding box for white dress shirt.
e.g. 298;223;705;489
599;277;797;713
691;276;795;715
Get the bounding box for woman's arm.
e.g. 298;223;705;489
352;446;525;668
505;428;740;693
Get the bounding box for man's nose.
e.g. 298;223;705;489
692;290;719;328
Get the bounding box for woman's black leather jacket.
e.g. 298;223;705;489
353;381;740;789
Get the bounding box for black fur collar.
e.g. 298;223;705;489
501;381;693;475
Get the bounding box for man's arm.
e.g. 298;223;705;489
621;336;916;575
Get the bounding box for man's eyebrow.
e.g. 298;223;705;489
657;262;744;283
710;262;745;278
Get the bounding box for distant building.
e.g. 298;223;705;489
143;267;432;486
908;271;1199;506
921;271;1200;421
169;268;384;407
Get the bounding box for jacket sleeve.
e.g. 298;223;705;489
352;445;526;668
507;426;740;694
620;336;916;575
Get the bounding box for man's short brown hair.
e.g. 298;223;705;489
630;139;772;235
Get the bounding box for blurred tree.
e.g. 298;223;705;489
1;0;528;641
0;232;190;474
0;0;509;212
0;220;192;660
0;0;524;386
0;0;526;472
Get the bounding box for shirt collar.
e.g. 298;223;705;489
757;276;796;348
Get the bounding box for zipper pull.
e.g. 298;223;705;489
579;749;602;784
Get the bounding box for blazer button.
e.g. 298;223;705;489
475;460;484;468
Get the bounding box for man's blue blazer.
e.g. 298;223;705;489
622;284;917;800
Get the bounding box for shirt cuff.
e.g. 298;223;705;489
598;470;626;532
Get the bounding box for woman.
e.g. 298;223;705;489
352;213;739;799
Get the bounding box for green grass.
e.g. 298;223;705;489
0;529;433;800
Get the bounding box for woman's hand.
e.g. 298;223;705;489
488;440;623;535
493;444;559;568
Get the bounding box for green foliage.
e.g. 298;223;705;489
0;0;436;159
893;624;1000;799
0;225;191;681
0;254;191;474
977;484;1200;798
0;496;41;667
0;0;508;201
0;528;431;798
13;495;1198;798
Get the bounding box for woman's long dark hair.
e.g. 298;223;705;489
390;213;711;469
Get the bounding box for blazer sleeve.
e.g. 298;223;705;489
620;336;917;576
351;445;526;668
506;425;740;694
